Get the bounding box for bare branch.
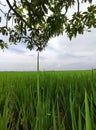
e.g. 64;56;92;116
77;0;80;13
0;1;6;14
0;1;6;6
0;8;6;15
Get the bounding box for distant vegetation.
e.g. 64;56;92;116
0;70;96;130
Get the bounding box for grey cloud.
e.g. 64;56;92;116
9;47;26;54
0;1;96;71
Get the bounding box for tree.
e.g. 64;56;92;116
0;0;96;50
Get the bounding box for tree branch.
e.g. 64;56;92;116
77;0;80;13
6;0;34;30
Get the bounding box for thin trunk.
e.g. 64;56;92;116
37;51;39;72
37;50;40;102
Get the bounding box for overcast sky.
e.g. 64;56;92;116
0;0;96;71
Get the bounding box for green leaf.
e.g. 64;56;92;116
88;0;92;3
0;40;8;49
42;4;48;14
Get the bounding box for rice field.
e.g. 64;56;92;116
0;70;96;130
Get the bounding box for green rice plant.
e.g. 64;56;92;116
69;87;77;130
52;104;57;130
78;107;82;130
0;97;8;130
0;70;96;130
85;89;92;130
90;95;94;130
90;84;96;130
11;82;37;130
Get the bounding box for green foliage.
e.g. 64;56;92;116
65;12;85;40
0;25;8;49
0;26;8;36
0;0;96;50
0;39;8;49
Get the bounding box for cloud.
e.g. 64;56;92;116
35;27;96;71
0;28;96;71
0;45;37;71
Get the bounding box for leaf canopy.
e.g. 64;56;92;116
0;0;96;51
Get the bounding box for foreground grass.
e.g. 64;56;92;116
0;70;96;130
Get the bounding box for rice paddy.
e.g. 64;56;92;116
0;70;96;130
